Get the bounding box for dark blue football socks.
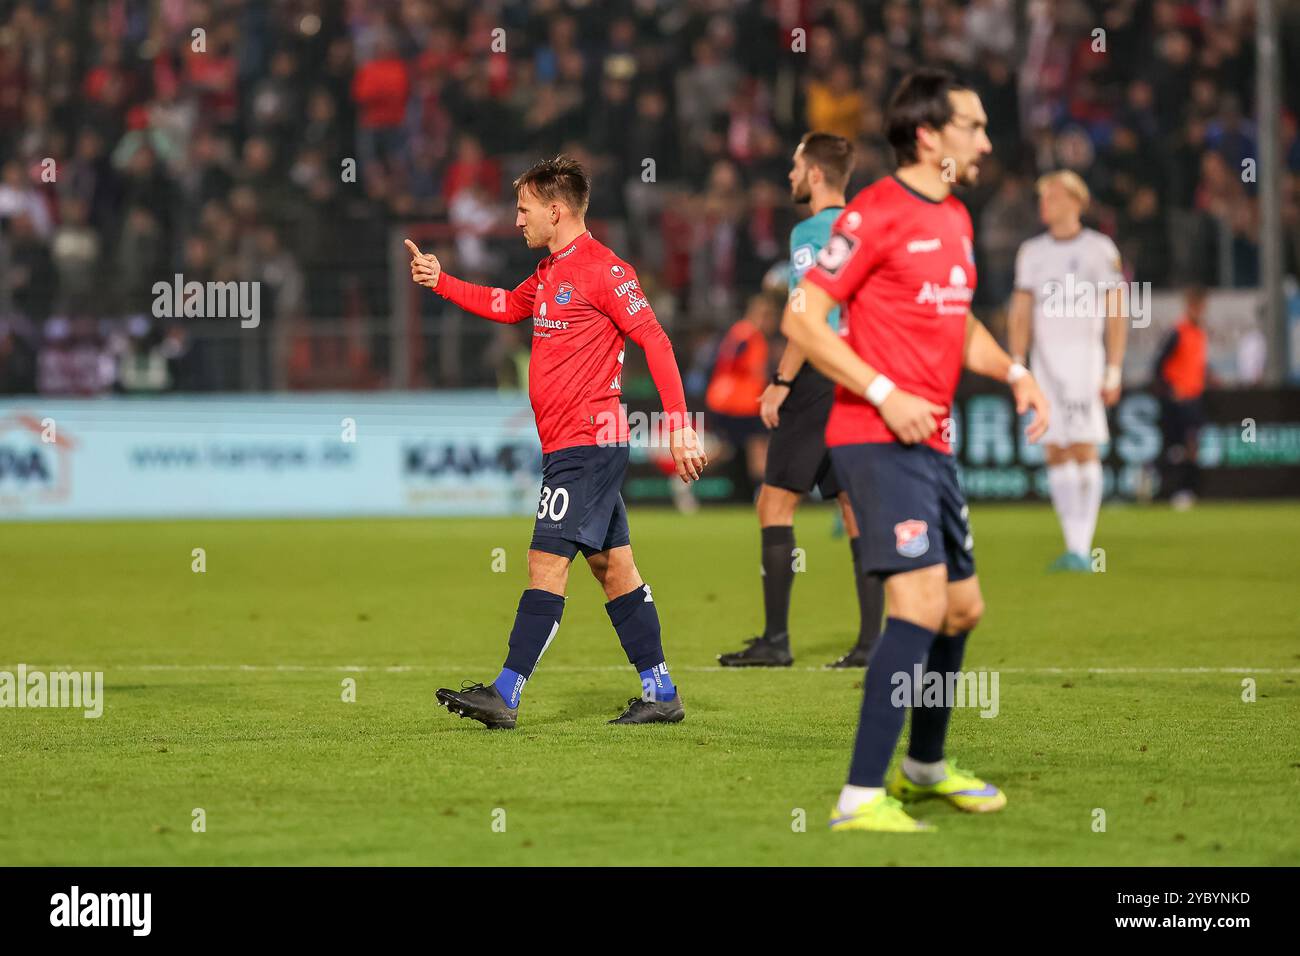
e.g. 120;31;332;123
607;583;677;701
493;588;565;707
847;616;937;787
907;630;970;763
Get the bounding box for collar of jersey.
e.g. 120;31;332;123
550;230;593;264
890;174;945;205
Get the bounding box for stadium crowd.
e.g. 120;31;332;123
0;0;1297;395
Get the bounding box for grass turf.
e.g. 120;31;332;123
2;502;1298;866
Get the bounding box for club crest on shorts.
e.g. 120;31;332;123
894;519;930;558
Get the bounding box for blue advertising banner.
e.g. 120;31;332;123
0;393;542;520
3;388;1295;520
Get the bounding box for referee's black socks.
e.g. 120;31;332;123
851;542;885;657
759;525;797;643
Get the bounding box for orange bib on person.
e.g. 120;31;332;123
706;319;768;416
1162;320;1207;400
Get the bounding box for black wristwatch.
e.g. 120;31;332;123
771;373;795;388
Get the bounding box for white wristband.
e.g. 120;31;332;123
865;374;896;407
1006;362;1028;384
1104;364;1122;391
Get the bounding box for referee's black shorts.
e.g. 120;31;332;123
763;365;842;499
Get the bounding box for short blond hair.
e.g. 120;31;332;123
1036;170;1090;209
514;155;591;216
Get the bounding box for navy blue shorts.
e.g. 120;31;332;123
530;444;631;560
830;442;975;582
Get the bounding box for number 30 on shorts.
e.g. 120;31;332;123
536;485;571;521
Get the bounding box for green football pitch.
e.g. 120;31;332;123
2;502;1298;866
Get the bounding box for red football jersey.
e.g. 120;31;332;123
804;176;976;454
435;231;687;453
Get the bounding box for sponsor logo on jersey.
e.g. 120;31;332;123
554;241;580;261
791;243;815;273
625;291;650;316
843;210;862;230
610;264;625;278
907;237;942;254
815;232;859;277
894;519;930;558
533;301;569;333
915;266;973;314
554;281;574;304
613;279;640;297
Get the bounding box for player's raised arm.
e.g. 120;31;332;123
963;312;1050;443
404;239;534;324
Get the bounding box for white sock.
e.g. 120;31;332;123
1046;460;1081;552
837;785;884;814
1074;459;1103;558
902;756;948;785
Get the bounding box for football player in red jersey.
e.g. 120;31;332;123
405;156;706;728
782;70;1050;831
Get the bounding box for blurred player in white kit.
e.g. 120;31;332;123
1008;171;1127;571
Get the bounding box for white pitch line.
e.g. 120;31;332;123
4;663;1298;675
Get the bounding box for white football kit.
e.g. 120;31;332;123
1013;228;1123;446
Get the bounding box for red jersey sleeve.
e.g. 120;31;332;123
434;272;535;324
803;204;888;303
596;265;689;421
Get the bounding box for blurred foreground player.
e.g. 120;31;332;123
1007;171;1127;571
406;156;707;728
783;70;1050;831
718;132;885;670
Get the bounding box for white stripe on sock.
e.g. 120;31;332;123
533;620;560;667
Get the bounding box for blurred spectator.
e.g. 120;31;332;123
705;294;779;499
1152;287;1218;510
50;196;100;316
441;134;500;205
805;62;863;143
0;160;52;238
6;213;56;321
0;320;37;393
351;29;410;173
